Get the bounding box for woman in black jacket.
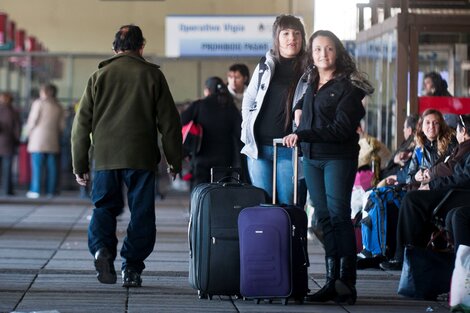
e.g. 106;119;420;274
407;108;457;188
181;76;242;189
283;30;374;305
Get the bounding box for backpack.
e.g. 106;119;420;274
257;56;267;91
360;186;406;258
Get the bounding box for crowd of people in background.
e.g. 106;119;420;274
0;17;469;304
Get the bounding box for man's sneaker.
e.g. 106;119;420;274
379;259;403;271
94;248;117;284
26;191;40;199
122;269;142;287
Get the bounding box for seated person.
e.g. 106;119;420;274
405;109;457;189
422;71;452;97
357;120;392;188
446;205;470;253
380;114;470;270
378;114;418;187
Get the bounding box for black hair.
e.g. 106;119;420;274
112;24;146;52
229;64;249;78
204;76;234;107
307;30;374;95
42;83;57;98
228;63;250;85
424;71;452;96
405;113;419;131
271;15;306;61
271;15;308;131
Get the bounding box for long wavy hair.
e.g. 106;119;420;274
306;30;374;95
424;72;452;96
415;108;454;157
270;14;308;131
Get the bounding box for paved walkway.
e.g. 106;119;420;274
0;189;450;313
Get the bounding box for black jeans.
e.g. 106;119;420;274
395;189;469;261
446;206;470;252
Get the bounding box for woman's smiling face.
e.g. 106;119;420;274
422;113;440;141
311;35;337;72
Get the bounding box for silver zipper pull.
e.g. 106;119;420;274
212;237;216;244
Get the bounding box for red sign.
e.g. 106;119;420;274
0;13;7;45
15;29;25;51
418;96;470;114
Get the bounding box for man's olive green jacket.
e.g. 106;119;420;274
71;52;182;174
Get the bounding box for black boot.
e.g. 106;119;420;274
335;256;357;305
305;257;338;302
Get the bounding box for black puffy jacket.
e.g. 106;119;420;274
295;77;366;160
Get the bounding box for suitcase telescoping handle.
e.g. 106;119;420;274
272;138;298;206
210;167;241;184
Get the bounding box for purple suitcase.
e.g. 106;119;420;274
238;139;309;305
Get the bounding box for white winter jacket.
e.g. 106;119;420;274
241;51;308;159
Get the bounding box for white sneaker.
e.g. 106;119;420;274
26;191;40;199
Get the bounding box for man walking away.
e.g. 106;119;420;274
71;24;182;287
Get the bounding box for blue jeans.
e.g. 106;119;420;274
88;169;156;273
247;145;294;205
303;157;357;257
30;153;58;195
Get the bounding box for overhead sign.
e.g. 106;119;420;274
165;15;277;57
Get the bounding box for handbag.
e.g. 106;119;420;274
450;245;470;312
398;245;455;300
182;120;203;158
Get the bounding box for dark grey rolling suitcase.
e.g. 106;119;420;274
188;168;266;299
238;139;309;305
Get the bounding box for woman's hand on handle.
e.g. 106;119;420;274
282;134;298;148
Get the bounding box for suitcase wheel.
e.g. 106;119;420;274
208;294;213;300
255;299;261;304
281;298;288;305
197;290;207;299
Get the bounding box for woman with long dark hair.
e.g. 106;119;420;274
283;30;374;304
181;76;241;189
241;15;308;205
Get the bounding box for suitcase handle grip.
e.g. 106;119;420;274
272;138;298;205
211;167;241;183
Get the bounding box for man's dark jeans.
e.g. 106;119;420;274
88;169;156;273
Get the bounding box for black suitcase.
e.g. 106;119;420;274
238;139;309;304
188;168;266;299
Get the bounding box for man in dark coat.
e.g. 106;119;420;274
71;25;182;287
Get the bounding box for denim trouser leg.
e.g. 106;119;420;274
247;145;294;205
303;157;357;257
89;170;125;260
46;153;58;195
30;153;43;193
120;169;156;273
